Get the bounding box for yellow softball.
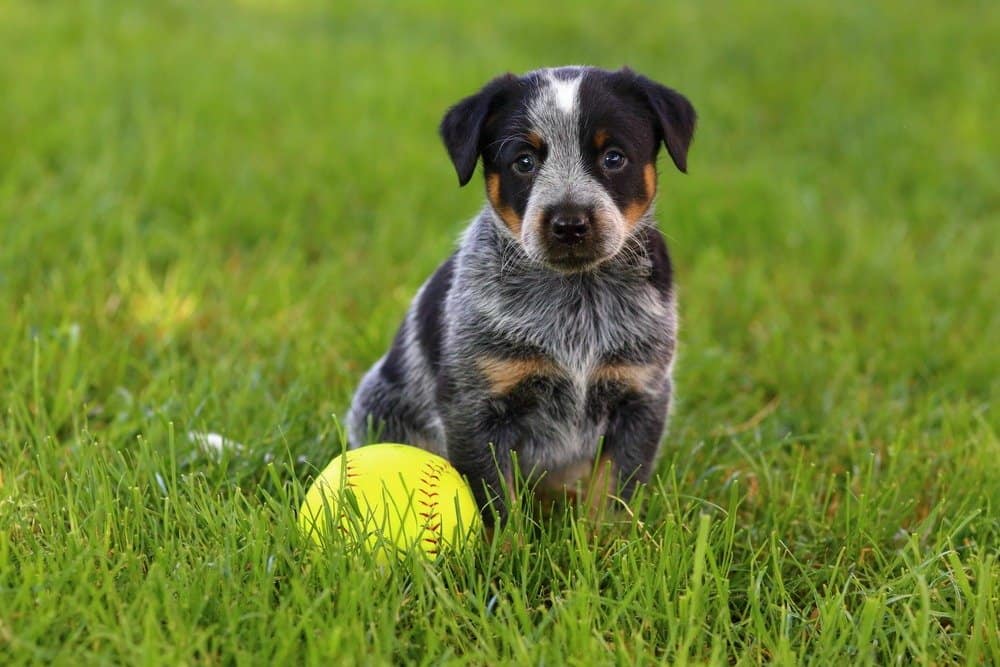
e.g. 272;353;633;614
298;443;481;559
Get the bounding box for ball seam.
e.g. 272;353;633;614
416;461;444;556
337;460;358;537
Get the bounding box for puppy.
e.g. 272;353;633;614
347;66;695;525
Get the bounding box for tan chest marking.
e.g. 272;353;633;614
478;356;559;395
590;362;659;393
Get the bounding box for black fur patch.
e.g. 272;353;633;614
642;226;673;299
584;379;633;421
379;325;408;385
415;254;455;374
488;374;574;423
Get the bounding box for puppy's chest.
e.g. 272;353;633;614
492;289;667;470
517;279;667;362
478;277;671;395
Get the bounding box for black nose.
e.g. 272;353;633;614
550;209;591;243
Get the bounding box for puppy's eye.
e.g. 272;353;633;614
602;149;627;172
512;153;536;175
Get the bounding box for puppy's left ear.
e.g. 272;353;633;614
627;70;697;173
439;73;520;186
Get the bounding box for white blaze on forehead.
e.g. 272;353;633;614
550;74;582;113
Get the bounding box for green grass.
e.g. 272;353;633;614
1;0;997;663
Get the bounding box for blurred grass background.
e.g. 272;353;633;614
1;0;997;663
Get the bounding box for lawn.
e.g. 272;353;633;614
1;0;997;664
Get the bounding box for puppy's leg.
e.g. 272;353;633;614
347;368;435;448
441;358;565;526
346;327;443;453
441;401;518;528
597;384;672;505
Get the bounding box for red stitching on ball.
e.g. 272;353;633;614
415;461;446;554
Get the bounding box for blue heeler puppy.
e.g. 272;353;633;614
347;66;696;526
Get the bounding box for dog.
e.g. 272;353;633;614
347;66;695;525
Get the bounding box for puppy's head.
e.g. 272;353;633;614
440;66;696;272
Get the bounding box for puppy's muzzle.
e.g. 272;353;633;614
540;204;606;270
549;206;592;245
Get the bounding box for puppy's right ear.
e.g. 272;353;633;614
439;74;520;187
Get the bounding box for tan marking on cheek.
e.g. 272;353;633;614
622;163;657;230
486;172;500;203
591;363;658;393
486;172;522;236
593;129;610;150
644;163;657;198
478;357;556;395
